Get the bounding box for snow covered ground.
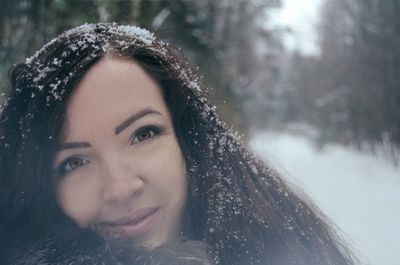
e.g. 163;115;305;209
250;131;400;265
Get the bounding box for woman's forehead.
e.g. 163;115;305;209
63;57;170;136
69;57;164;107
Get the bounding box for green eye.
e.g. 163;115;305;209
59;157;90;175
136;129;155;142
131;125;162;144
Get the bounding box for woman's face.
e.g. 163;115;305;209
53;56;187;248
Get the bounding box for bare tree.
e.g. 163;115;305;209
287;0;400;149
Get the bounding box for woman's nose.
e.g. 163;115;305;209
101;158;144;203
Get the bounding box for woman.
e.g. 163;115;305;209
0;23;358;265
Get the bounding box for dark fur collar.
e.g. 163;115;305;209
2;222;213;265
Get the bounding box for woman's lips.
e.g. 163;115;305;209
100;207;160;237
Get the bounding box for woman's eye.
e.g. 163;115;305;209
131;126;162;144
58;157;90;175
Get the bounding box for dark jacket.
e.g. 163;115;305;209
1;222;213;265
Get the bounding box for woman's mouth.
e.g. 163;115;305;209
99;207;160;238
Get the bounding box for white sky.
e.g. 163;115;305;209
268;0;324;56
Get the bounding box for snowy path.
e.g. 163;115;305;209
250;132;400;265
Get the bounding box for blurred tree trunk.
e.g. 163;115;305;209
0;0;4;47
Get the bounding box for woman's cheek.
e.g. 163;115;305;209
155;137;187;196
133;136;187;197
56;173;103;227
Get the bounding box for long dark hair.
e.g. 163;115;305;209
0;23;358;265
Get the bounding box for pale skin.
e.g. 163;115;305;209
53;56;188;248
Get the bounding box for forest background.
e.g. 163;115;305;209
1;0;399;163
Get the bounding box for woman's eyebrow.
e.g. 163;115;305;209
115;108;162;135
58;142;91;150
